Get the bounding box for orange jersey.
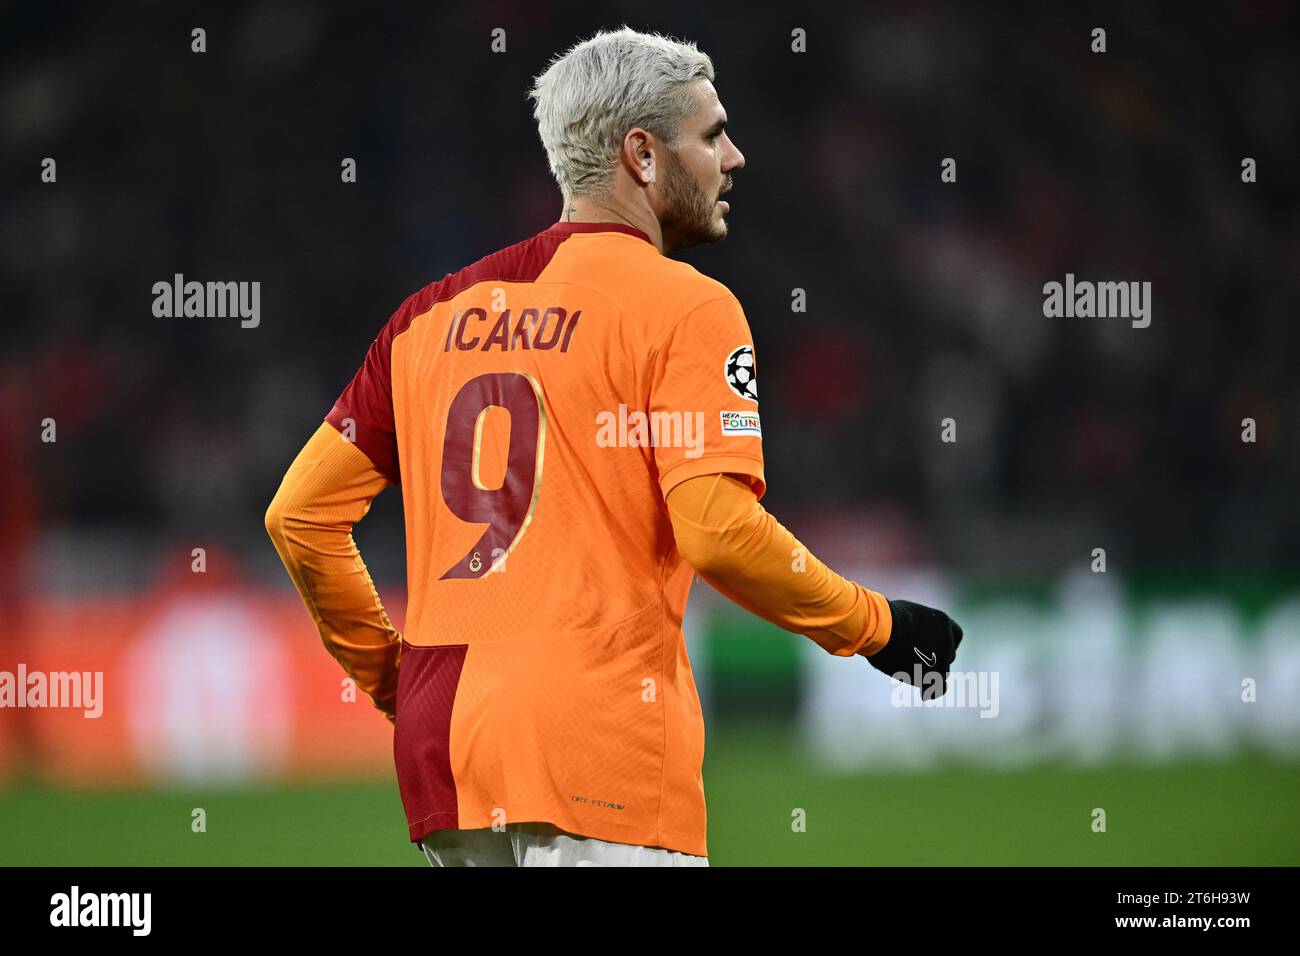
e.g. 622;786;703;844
326;222;765;856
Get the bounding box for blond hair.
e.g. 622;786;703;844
528;26;715;200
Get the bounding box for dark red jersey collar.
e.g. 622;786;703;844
545;221;653;245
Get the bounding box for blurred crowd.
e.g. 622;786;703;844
3;1;1297;593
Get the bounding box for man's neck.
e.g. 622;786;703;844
560;196;664;254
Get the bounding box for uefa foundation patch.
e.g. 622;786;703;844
720;410;761;436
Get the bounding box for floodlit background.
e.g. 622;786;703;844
2;3;1298;865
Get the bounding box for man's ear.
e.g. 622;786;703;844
622;128;656;185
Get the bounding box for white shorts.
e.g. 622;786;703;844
418;822;709;867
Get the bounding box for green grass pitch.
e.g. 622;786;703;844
2;726;1296;866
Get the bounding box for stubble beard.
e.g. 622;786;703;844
659;148;727;252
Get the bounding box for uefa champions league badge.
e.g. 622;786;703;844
724;345;758;402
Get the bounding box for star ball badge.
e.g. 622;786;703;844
724;345;758;402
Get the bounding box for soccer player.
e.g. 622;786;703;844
266;26;962;867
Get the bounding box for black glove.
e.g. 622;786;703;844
865;599;964;700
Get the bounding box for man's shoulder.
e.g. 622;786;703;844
654;256;735;304
598;252;739;329
384;227;741;335
379;228;572;334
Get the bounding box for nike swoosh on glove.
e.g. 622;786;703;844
864;599;964;700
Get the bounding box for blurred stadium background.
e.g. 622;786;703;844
2;3;1298;865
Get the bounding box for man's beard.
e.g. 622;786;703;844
659;148;727;252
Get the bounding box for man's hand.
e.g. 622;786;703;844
863;599;964;700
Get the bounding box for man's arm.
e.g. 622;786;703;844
667;472;963;695
265;422;401;722
666;472;891;656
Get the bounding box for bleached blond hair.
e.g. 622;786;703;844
527;26;715;200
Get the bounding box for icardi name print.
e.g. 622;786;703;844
444;306;581;353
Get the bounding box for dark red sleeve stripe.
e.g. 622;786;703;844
393;642;469;842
